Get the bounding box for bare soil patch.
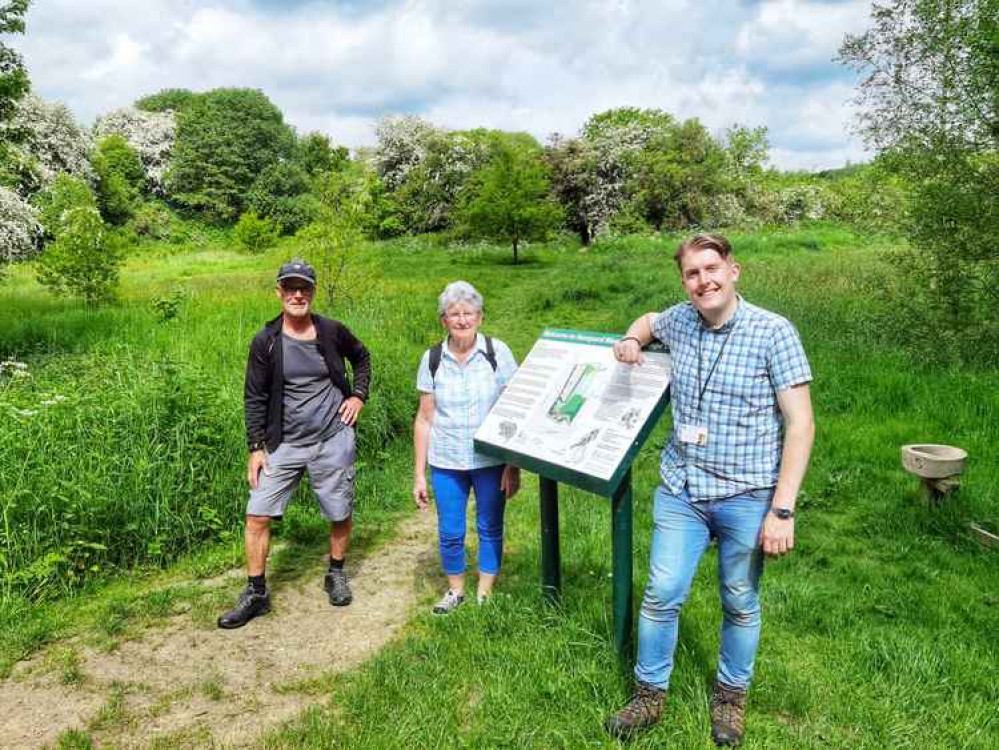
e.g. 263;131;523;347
0;511;437;749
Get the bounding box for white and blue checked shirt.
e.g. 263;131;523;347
417;334;518;470
652;297;811;501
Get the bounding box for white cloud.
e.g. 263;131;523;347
13;0;874;169
735;0;872;70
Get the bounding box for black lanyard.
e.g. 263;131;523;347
696;322;736;415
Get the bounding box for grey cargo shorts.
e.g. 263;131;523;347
247;426;356;522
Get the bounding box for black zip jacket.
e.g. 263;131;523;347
244;313;371;452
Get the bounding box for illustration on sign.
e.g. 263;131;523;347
475;329;671;483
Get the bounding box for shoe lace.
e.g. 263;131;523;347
711;686;746;729
621;684;661;722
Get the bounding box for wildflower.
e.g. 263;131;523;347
40;400;55;406
15;408;38;417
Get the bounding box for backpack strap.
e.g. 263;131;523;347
483;336;498;372
429;336;498;383
428;341;444;381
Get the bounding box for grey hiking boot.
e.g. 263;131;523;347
323;568;353;606
604;681;666;740
217;585;271;629
432;589;465;615
710;682;748;746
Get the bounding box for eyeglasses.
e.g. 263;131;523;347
444;310;480;321
280;284;314;295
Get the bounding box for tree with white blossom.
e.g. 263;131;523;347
0;184;42;276
93;107;176;196
3;94;94;192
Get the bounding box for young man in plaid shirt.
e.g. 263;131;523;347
606;234;814;747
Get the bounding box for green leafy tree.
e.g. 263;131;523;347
93;135;145;225
165;88;296;222
627;118;727;230
247;161;317;234
839;0;999;364
459;136;562;264
297;131;349;179
135;88;197;114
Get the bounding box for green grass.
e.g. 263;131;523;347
2;223;997;747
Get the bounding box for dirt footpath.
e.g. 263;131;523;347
0;511;437;749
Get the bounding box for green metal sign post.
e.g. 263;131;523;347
474;329;671;665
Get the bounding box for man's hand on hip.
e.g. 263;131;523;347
247;450;267;490
339;396;364;426
760;513;794;557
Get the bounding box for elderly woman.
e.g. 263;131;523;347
413;280;520;614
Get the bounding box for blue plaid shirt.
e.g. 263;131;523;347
417;334;518;470
652;297;811;500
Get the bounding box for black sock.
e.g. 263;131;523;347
248;574;266;594
328;556;344;571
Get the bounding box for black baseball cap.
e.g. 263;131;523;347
276;258;316;285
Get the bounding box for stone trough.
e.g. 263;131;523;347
900;443;967;500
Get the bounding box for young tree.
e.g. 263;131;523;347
166;88;296;222
32;176;120;303
93;135;145;225
36;206;121;304
460;136;562;264
839;0;999;364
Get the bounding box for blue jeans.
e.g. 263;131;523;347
634;485;771;690
430;465;506;576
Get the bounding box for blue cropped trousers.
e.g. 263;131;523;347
430;465;506;576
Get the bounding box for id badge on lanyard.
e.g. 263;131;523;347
680;319;737;450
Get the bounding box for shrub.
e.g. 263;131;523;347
36;207;121;304
30;173;97;238
129;201;174;240
233;211;279;253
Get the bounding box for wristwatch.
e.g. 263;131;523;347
770;507;794;520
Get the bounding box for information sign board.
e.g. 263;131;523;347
474;328;671;495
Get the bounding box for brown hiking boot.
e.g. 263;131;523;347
604;681;666;740
710;682;747;746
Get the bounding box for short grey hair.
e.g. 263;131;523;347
437;280;484;317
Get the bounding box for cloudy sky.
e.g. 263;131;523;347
11;0;875;170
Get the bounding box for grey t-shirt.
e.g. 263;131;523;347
281;334;344;446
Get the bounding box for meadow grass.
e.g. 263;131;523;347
2;223;997;747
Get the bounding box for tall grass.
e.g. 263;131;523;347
2;223;997;746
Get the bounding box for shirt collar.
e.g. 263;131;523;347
442;332;486;361
698;295;744;334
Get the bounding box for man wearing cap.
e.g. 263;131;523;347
218;258;371;629
604;234;814;746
